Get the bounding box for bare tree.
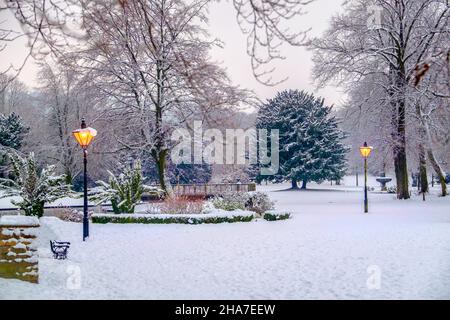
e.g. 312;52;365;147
310;0;449;199
1;0;313;88
232;0;313;84
411;26;449;196
0;74;27;114
0;0;84;87
64;0;250;194
36;63;81;183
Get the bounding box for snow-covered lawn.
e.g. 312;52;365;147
1;181;450;299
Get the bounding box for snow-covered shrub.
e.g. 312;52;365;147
211;191;274;216
158;196;204;215
386;186;397;194
0;152;71;217
59;209;94;223
263;212;291;221
201;201;215;214
211;191;248;211
89;160;162;214
246;192;275;215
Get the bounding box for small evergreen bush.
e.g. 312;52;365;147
89;160;162;214
263;212;291;221
0;152;71;217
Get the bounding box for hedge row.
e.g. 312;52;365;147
92;214;255;225
263;212;291;221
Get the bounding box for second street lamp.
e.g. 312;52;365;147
359;142;373;213
72;118;97;241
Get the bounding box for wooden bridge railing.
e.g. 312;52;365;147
172;183;256;197
143;183;256;199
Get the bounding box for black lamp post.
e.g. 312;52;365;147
72;118;97;241
359;142;373;213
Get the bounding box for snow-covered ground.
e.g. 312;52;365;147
1;180;450;299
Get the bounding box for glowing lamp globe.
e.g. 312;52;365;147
359;142;373;159
73;119;97;149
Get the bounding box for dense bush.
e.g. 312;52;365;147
263;212;291;221
211;192;248;211
59;209;94;223
211;191;274;215
245;192;275;215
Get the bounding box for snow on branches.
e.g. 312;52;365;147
256;90;348;188
89;160;162;214
0;152;71;216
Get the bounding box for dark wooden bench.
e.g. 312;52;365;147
50;240;71;260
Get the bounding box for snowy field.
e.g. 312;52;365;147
1;178;450;299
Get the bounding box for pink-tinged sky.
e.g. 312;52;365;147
0;0;346;107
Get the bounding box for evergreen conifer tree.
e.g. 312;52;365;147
0;113;28;150
255;90;348;188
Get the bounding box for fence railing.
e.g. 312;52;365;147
172;183;256;197
142;183;256;199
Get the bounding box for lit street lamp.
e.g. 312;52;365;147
72;118;97;241
359;142;373;213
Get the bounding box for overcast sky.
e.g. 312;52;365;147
208;0;346;106
0;0;346;106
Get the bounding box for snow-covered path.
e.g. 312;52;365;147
1;183;450;299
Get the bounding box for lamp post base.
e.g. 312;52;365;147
83;218;89;241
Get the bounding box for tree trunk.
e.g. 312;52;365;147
391;67;410;200
151;51;174;198
394;150;409;199
418;143;429;194
427;149;447;197
301;180;307;189
153;149;173;197
291;179;299;189
0;155;6;179
414;103;428;194
65;168;73;185
419;104;447;197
